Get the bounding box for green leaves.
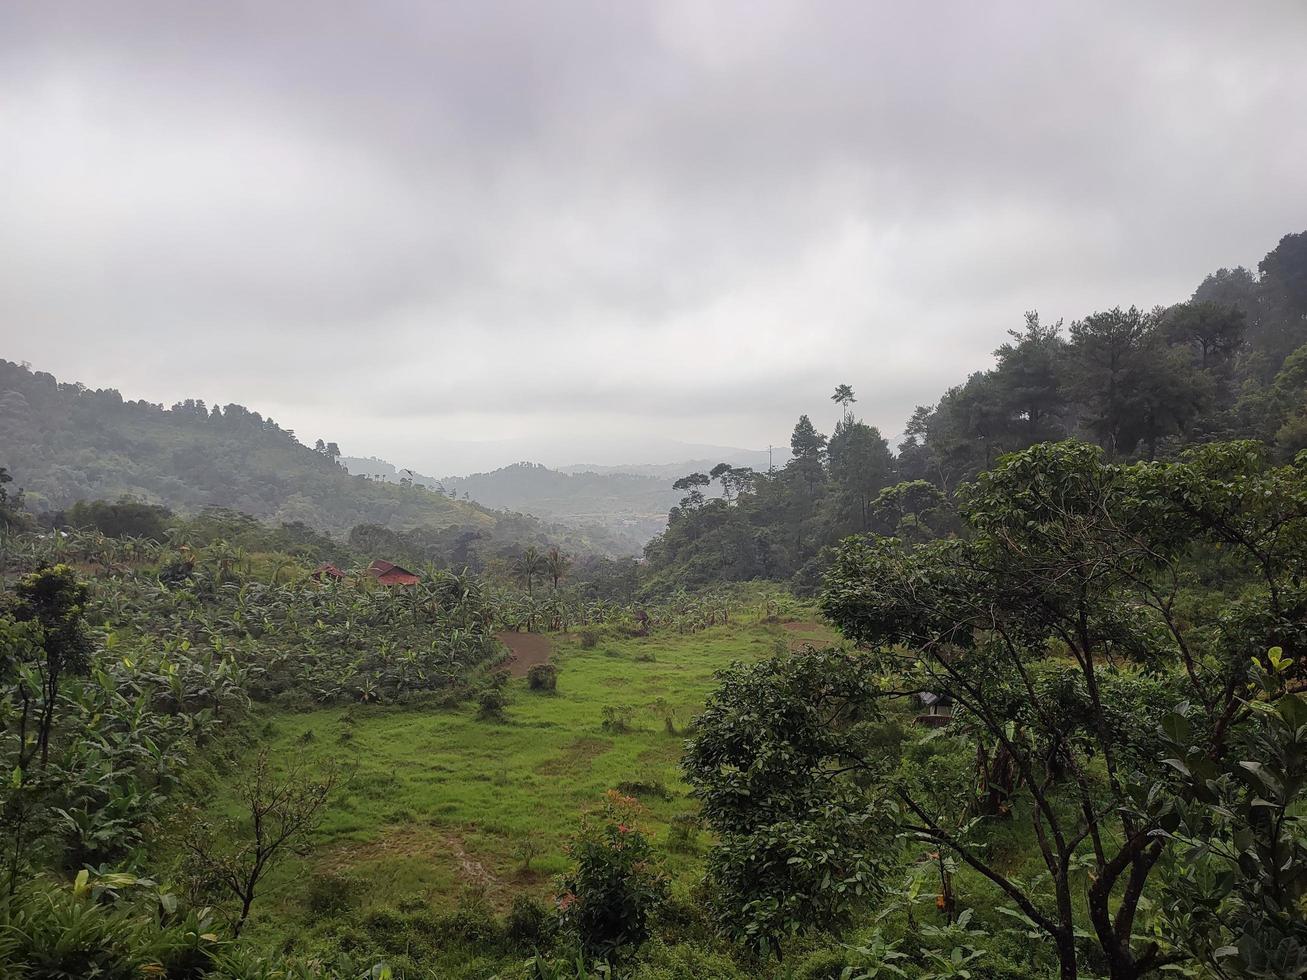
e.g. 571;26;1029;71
683;651;895;956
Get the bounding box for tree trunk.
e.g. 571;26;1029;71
1055;933;1078;980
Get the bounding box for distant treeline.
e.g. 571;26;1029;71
644;229;1307;589
0;359;640;560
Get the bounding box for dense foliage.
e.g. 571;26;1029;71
681;439;1307;979
646;229;1307;589
1;229;1305;977
0;359;634;559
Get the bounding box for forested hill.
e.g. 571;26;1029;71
0;361;628;558
343;457;680;546
644;228;1307;589
0;359;494;534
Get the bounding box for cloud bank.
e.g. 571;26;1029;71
2;1;1305;472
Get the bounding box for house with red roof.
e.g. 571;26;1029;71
367;559;420;586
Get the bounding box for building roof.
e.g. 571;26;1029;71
367;559;419;583
312;562;346;579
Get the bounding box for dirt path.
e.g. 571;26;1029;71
495;631;553;677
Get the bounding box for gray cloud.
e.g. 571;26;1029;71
2;0;1305;473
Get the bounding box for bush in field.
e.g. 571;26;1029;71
557;791;668;962
528;662;558;692
665;814;700;854
478;671;510;720
600;704;633;733
505;894;557;950
514;835;542;873
434;888;505;947
304;870;361;916
178;749;337;937
650;697;677;734
575;627;600;649
477;687;507;720
615;772;672;801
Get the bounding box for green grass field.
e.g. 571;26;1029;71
209;618;841;947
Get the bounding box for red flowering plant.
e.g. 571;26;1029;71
555;790;669;961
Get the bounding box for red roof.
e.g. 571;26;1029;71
367;559;419;585
312;562;346;580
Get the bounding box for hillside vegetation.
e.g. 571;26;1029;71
0;360;636;558
645;229;1307;589
1;233;1306;979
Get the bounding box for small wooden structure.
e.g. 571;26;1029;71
915;691;954;728
311;562;346;582
367;559;420;586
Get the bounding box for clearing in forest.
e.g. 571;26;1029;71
197;619;798;945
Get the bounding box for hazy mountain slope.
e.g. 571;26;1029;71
340;457;679;548
0;360;491;536
558;452;780;480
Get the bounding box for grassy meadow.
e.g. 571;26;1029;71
197;617;841;949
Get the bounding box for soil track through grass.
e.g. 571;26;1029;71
495;631;552;677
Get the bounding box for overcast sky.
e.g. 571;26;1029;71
2;1;1306;474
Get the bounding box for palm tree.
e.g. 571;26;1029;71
831;383;857;423
544;546;572;590
513;546;546;595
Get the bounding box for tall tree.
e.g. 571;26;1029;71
0;467;23;531
990;311;1069;444
513;546;546;596
827;418;894;532
10;565;92;767
830;384;856;424
786;414;827;497
1068;306;1208;457
543;546;571;590
1254;231;1307;376
671;471;710;509
1161;300;1246;372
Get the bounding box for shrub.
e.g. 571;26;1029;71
478;687;507;720
615;775;672;801
157;554;194;586
665;813;700;854
557;791;668;961
600;704;633;733
504;894;557;950
514;836;543;872
436;888;503;946
528;662;558;692
304;870;361;916
0;875;223;980
576;627;601;649
650;697;677;734
627;939;749;979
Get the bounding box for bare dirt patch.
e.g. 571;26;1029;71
495;631;553;677
318;825;499;892
781;620;840;651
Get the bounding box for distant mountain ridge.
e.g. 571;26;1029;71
557;450;781;480
340;457;687;548
0;360;637;556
